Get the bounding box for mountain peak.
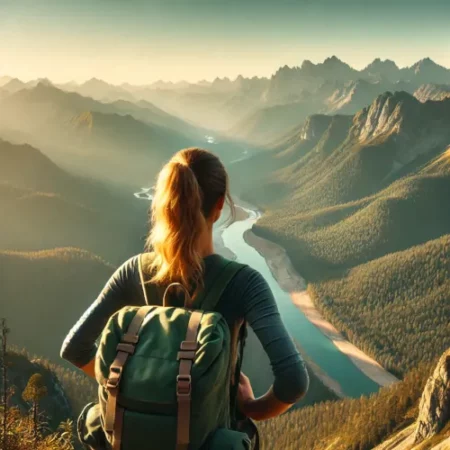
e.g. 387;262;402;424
324;55;343;65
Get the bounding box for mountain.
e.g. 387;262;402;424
0;75;13;86
0;83;195;186
0;139;146;262
1;248;114;360
1;77;27;94
408;58;450;84
68;77;137;102
232;92;450;380
415;83;450;102
228;99;320;145
362;58;400;81
241;92;450;213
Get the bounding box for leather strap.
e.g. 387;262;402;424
194;257;245;312
163;282;192;307
104;306;154;447
112;406;125;450
138;254;150;305
176;311;202;450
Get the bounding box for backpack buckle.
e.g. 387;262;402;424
176;375;192;396
106;366;122;389
180;341;197;351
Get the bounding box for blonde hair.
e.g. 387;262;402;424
146;148;234;291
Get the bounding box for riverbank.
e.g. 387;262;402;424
243;228;399;388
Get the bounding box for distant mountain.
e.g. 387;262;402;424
0;83;195;186
243;91;450;217
68;77;137;102
0;139;146;262
0;75;13;86
1;77;27;94
229;78;419;144
361;58;400;81
228;100;319;145
407;57;450;84
415;83;450;102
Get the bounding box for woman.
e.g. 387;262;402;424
61;147;309;426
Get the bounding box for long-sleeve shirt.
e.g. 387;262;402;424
61;253;309;404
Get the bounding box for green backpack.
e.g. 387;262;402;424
91;254;256;450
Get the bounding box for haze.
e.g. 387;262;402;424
1;0;449;85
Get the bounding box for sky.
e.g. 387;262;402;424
1;0;449;85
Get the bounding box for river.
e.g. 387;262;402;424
134;186;382;398
221;205;382;398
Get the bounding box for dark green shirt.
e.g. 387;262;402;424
61;254;309;403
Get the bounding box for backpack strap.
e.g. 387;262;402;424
176;310;203;450
138;254;150;305
194;256;245;312
138;253;165;306
104;305;155;450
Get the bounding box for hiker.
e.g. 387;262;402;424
61;148;309;449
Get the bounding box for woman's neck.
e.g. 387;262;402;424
197;225;215;258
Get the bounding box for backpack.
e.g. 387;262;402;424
91;253;258;450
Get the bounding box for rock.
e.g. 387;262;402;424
414;349;450;443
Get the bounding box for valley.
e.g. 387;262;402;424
1;54;449;449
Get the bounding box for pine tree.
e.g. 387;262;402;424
22;373;48;449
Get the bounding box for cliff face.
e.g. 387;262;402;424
414;349;450;442
375;348;450;450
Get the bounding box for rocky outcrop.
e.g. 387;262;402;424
351;91;450;165
374;348;450;450
299;115;333;142
415;83;450;102
414;349;450;442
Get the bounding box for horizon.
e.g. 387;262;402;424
1;0;449;85
3;55;450;87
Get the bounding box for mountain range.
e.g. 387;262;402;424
1;55;449;450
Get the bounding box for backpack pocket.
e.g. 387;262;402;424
203;427;252;450
77;403;110;450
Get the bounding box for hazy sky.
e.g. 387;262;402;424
1;0;449;84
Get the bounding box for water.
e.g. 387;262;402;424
222;206;381;398
134;140;381;398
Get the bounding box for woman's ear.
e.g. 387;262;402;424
213;196;225;222
217;195;225;211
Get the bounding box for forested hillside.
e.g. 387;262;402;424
260;360;433;450
240;91;450;377
0;139;146;264
0;249;114;360
310;236;450;376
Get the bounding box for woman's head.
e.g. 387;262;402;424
146;148;233;289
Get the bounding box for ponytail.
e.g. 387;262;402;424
146;155;207;290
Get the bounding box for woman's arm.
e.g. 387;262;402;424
60;256;140;375
238;373;294;420
238;268;309;420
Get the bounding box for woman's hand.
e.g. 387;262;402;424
237;372;255;414
237;372;295;421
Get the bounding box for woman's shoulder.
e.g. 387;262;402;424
226;260;270;297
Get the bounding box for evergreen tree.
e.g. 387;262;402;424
22;373;48;449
